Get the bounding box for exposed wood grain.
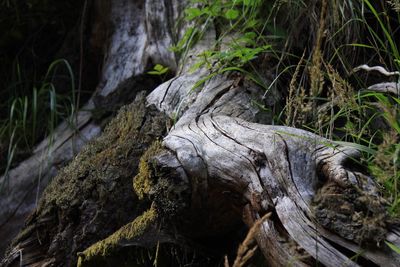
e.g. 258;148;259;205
2;0;399;266
149;68;399;266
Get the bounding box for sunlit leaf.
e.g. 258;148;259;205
225;9;239;20
185;7;203;20
148;64;169;75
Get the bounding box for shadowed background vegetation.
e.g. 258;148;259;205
0;0;99;181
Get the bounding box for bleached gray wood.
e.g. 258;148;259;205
366;82;400;95
256;218;309;267
96;0;182;98
160;112;399;266
2;0;398;265
148;64;400;266
353;64;400;77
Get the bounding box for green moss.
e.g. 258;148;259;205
35;91;170;213
18;93;169;266
39;97;148;211
133;141;162;199
77;207;157;267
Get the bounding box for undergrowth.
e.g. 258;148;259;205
176;0;400;217
173;0;276;90
283;0;400;215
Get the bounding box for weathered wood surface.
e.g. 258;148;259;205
92;0;179;99
2;0;400;266
75;66;400;266
147;72;400;266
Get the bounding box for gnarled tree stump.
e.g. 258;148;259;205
2;0;400;266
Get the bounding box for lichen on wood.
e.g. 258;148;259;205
133;141;163;199
77;207;157;267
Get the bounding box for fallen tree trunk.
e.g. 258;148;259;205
0;0;178;257
0;104;101;259
2;0;400;267
144;71;400;266
4;69;400;266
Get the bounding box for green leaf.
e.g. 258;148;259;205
147;71;159;75
245;32;257;40
245;18;260;29
154;64;164;72
185;8;203;20
393;96;400;105
170;27;197;53
210;3;222;16
225;9;239;20
386;241;400;255
148;64;169;75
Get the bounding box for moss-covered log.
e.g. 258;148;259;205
1;93;169;266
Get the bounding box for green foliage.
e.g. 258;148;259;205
173;0;273;92
362;0;400;67
224;9;239;20
281;0;400;215
0;1;85;190
0;59;76;191
147;64;169;76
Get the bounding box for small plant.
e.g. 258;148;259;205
173;0;273;90
147;64;169;76
147;64;170;82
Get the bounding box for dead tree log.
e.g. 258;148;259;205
145;71;400;267
0;104;101;259
0;0;179;257
71;66;400;267
2;0;400;267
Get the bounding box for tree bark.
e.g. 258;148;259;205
2;0;400;267
0;0;176;257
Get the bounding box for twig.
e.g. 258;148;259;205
366;82;400;96
353;64;400;76
227;212;272;267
